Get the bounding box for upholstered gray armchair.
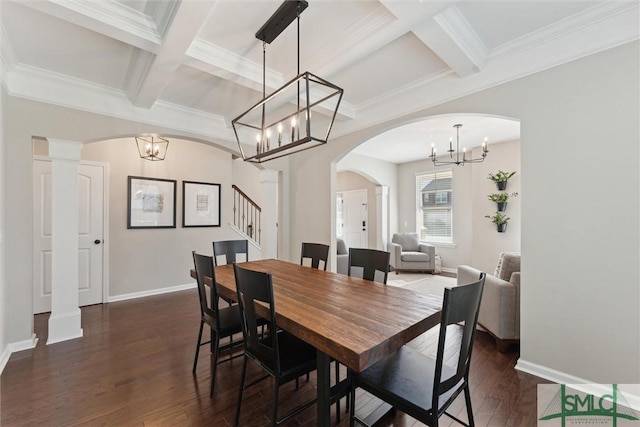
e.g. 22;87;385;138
387;232;436;274
457;252;521;351
336;238;349;275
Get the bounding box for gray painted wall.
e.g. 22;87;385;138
2;42;638;386
286;42;639;383
397;139;521;273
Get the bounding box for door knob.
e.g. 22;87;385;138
94;239;102;244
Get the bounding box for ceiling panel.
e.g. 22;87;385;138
333;32;449;106
160;65;261;120
458;1;601;50
2;2;135;90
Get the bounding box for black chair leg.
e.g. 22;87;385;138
234;356;248;427
335;361;340;423
192;321;204;374
210;331;220;397
464;385;475;427
349;385;356;427
271;378;280;427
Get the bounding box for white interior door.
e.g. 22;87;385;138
33;159;105;314
338;189;368;249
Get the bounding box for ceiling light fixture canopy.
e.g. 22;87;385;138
232;0;344;163
429;124;488;166
135;135;169;161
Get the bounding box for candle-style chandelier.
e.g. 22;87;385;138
232;0;343;163
429;124;488;166
135;135;169;161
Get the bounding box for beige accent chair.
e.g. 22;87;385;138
387;232;436;274
457;252;521;351
336;238;349;275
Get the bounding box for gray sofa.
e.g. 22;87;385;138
387;232;436;274
457;252;521;351
336;238;349;275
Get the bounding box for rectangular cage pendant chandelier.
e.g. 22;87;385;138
232;0;344;163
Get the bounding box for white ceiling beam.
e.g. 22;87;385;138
380;1;486;78
185;38;282;93
417;6;488;77
18;0;163;53
185;40;357;121
127;0;217;108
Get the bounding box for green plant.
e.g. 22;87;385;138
485;211;510;225
487;192;518;203
487;170;516;183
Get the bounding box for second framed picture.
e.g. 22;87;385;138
182;181;221;227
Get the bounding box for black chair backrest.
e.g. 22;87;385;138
192;251;221;328
300;242;330;270
213;240;248;265
347;248;390;284
233;264;279;375
433;272;485;409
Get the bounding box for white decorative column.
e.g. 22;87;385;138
47;139;83;344
259;169;279;260
375;185;389;251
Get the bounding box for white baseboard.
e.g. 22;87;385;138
1;334;39;374
516;359;640;411
108;282;196;303
516;358;591;384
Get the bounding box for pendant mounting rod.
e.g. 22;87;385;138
255;0;308;44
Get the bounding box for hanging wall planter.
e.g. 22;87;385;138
487;192;518;212
488;170;516;191
485;212;510;233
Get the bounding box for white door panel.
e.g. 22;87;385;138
33;159;105;314
337;189;368;250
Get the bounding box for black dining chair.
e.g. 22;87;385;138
212;239;249;306
300;241;346;419
191;251;244;396
233;264;318;426
347;248;391;284
213;239;249;265
349;273;486;427
300;242;330;270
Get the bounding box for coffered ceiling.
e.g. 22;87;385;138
1;0;638;162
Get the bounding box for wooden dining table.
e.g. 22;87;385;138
192;258;442;426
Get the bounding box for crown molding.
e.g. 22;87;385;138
5;63;233;141
144;0;182;39
433;6;488;71
21;0;162;52
125;50;157;104
489;1;639;62
333;3;639;139
186;38;282;92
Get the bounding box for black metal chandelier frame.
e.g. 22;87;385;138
232;0;343;163
429;124;488;166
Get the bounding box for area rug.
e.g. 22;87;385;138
387;272;457;296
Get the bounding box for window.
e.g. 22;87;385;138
416;170;453;243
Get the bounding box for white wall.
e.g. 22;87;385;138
0;87;7;370
288;42;639;383
338;152;399;241
397;139;521;273
81;137;241;298
1;98;289;356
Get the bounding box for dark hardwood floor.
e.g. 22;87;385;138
1;289;548;426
